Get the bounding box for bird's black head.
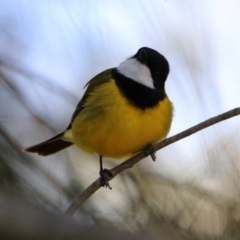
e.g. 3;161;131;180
115;47;169;109
132;47;169;90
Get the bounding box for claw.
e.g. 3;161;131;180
144;144;156;161
99;168;113;189
99;155;112;189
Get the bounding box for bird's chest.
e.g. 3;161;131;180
71;81;173;157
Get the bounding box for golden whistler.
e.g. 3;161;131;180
24;47;173;187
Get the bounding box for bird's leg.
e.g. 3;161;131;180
144;144;156;161
99;155;113;189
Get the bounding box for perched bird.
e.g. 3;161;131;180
24;47;173;188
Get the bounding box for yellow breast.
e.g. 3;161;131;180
68;80;173;158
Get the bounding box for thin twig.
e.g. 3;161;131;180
65;107;240;216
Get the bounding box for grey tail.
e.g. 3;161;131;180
23;132;73;156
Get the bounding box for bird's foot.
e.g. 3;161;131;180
144;144;156;161
99;168;113;189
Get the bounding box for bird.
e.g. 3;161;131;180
24;47;173;188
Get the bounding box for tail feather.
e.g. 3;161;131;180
24;132;73;156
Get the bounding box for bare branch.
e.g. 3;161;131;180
65;107;240;216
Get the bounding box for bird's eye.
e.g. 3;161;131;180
155;70;160;76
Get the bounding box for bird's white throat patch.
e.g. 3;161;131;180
117;58;154;89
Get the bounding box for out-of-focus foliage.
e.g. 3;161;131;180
1;1;240;239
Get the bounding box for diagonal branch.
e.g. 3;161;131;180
65;107;240;216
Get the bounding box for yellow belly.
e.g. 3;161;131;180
68;80;173;158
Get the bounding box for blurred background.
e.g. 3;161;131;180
1;0;240;239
